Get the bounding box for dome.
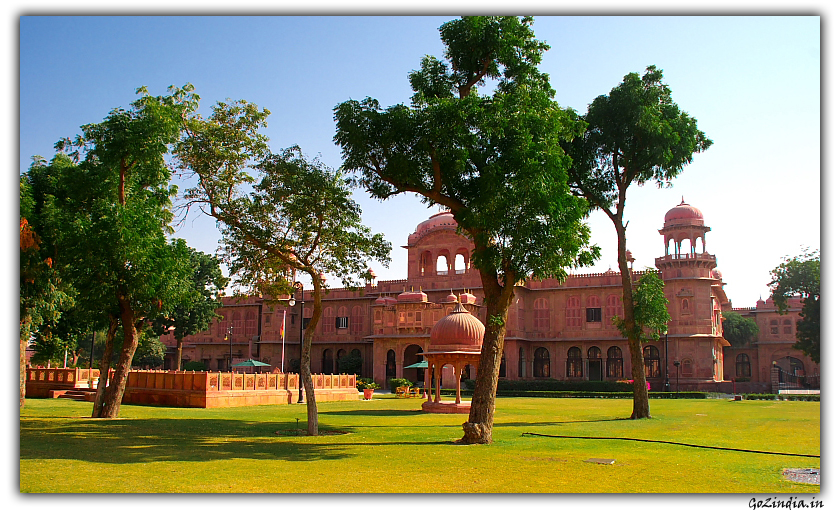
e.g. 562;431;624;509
429;303;485;349
664;198;705;227
442;291;459;303
459;291;477;305
407;211;458;244
711;268;723;280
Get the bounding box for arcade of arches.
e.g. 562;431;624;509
159;202;818;393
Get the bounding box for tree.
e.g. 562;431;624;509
177;99;390;436
614;270;670;344
722;311;759;348
335;16;597;444
20;169;74;407
151;248;228;370
337;350;363;376
48;87;197;418
769;249;820;363
563;65;712;419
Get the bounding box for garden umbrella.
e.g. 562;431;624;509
232;359;272;373
404;360;428;369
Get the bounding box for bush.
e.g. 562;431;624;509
388;378;413;393
356;378;375;392
182;361;207;371
437;389;708;399
743;393;820;402
337;352;363;376
464;378;633;392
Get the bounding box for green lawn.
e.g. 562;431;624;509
19;396;820;493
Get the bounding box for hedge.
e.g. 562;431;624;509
742;393;820;402
437;389;708;399
463;378;633;392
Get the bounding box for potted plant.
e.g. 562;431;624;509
362;381;380;400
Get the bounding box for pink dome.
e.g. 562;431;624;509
459;291;477;305
407;211;458;244
442;291;459;303
429;303;485;349
664;198;704;227
397;288;428;303
711;268;723;280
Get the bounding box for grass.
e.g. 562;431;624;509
20;396;820;493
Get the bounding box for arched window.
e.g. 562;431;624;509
533;348;550;378
386;349;396;379
566;347;582;378
499;352;507;378
336;306;349;330
518;347;526;378
322;307;335;334
436;250;450;275
644;345;661;378
566;296;581;328
351;348;361;357
534;298;549;330
735;353;751;377
606;295;622;320
420;250;433;277
454;252;467;274
232;311;243;336
680;358;693;377
681;298;690;315
350;306;364;334
587;346;601;359
245;310;257;336
322;349;334;374
607;346;623;378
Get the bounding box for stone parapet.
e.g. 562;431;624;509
25;367;100;397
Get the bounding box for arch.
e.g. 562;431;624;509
587;346;602;359
566;346;582;378
322;307;335;334
533;347;550;378
499;352;507;378
350;306;364;334
644;345;661;378
462;364;474;380
386;349;397;379
680;358;693;377
232;311;243;336
775;355;805;376
454;251;468;274
586;295;600;308
587;346;603;381
436;249;451;275
322;349;334;374
735;353;751;378
419;250;433;277
518;347;526;378
534;298;549;330
607;346;623;378
245;310;257;336
403;344;424;383
350;348;361;357
566;296;582;327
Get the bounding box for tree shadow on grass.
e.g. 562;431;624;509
494;417;630;427
319;409;424;417
20;417;357;464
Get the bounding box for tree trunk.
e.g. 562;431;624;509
175;336;183;371
92;316;119;418
302;275;324;436
460;255;516;444
615;219;650;419
20;315;31;410
100;299;142;418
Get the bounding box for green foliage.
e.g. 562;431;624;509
613;270;671;342
722;311;759;348
442;389;708;399
387;378;413;393
337;351;363;376
769;249;819;363
464;378;632;392
355;377;376;391
182;361;208;371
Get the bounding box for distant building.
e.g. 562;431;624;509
159;200;816;392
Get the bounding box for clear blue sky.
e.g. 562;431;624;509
17;15;821;309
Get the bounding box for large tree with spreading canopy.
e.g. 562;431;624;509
334;16;598;444
562;65;712;419
769;249;820;363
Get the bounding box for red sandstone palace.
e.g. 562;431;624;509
159;200;818;393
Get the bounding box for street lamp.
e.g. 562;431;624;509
227;325;233;372
294;282;305;404
673;360;681;397
664;333;670;392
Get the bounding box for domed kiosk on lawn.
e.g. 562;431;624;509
421;301;485;414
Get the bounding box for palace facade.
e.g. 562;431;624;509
159;200;817;393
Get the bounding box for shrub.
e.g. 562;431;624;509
337;352;363;376
464;378;633;392
437;389;708;399
355;378;375;392
182;361;207;371
388;378;413;393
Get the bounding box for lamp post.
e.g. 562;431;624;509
673;360;681;398
295;282;305;404
664;333;670;392
227;325;233;372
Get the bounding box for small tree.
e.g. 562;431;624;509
769;249;820;363
613;270;671;345
722;311;759;348
563;65;712;419
177;98;390;436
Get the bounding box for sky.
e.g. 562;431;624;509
7;4;834;509
17;15;821;309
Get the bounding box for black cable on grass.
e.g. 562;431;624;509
521;432;820;458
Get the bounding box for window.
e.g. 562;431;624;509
232;311;243;336
735;353;751;378
436;253;449;275
322;349;334;374
680;359;693;377
534;298;549;329
322;307;335;334
681;298;690;315
607;346;623;378
606;295;622;320
566;296;581;327
245;310;257;336
770;319;779;335
566;347;582;377
783;319;792;335
455;252;467;274
350;306;364;334
586;307;602;323
499;352;506;378
336;317;349;329
644;345;661;378
587;346;601;359
386;350;396;379
533;348;550;378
